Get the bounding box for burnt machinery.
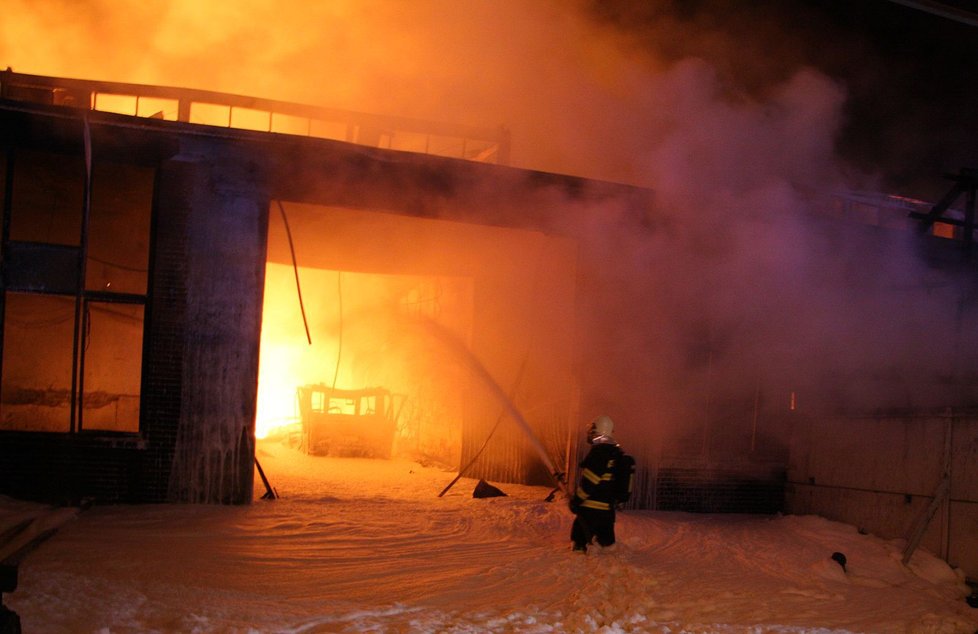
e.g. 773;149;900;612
296;385;399;459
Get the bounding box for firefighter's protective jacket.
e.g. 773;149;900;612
574;441;621;512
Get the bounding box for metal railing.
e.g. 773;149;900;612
824;190;966;241
0;69;511;165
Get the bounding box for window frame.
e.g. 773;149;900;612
0;146;152;436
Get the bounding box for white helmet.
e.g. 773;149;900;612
593;415;614;436
587;415;615;443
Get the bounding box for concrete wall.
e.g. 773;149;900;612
785;411;978;580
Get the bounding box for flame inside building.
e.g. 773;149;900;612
0;70;613;506
258;203;578;480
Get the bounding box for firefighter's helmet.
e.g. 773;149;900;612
587;415;615;443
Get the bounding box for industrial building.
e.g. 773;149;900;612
1;69;976;577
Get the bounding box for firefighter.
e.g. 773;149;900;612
569;414;622;553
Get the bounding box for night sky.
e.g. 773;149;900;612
585;0;978;202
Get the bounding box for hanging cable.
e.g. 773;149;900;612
330;271;343;393
275;200;311;345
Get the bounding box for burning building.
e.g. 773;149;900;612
1;70;978;578
0;70;641;506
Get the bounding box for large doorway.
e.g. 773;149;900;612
258;202;579;484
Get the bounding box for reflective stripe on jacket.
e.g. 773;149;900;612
573;442;620;513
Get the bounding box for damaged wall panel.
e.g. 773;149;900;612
785;411;978;580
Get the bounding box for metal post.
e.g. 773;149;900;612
902;411;953;565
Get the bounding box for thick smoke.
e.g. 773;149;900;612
4;0;976;451
0;0;848;186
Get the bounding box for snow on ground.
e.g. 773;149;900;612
3;439;977;633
